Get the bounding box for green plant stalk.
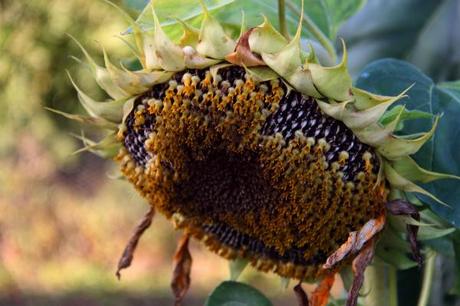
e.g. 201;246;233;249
278;0;288;39
388;265;398;306
417;250;436;306
363;261;398;306
285;0;337;63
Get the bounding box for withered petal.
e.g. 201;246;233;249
225;28;266;67
116;207;155;279
309;274;335;306
171;234;192;306
346;239;375;306
386;199;422;266
323;215;385;270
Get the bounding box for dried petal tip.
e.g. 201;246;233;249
225;29;265;67
171;234;192;306
116;208;155;279
386;200;423;266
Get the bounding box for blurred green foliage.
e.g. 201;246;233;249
340;0;460;81
0;0;129;162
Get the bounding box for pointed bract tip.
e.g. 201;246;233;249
67;33;98;72
338;38;347;66
239;10;246;37
295;0;304;39
102;0;136;23
198;0;209;14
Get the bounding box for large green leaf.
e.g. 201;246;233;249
340;0;460;80
356;59;460;227
204;281;273;306
323;0;366;39
126;0;365;42
123;0;149;11
126;0;235;40
212;0;366;40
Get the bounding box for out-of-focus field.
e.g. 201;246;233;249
0;1;340;305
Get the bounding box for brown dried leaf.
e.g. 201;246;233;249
116;207;155;279
294;282;309;306
346;239;375;306
171;234;192;306
323;214;385;269
225;28;266;67
309;274;335;306
323;232;357;269
386;199;422;266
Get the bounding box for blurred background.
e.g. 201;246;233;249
0;0;458;305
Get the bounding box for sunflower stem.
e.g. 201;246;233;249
364;261;398;306
285;0;337;63
417;249;436;306
278;0;288;39
388;265;398;306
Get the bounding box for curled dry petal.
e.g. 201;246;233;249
309;274;335;306
116;207;155;279
323;214;385;269
323;232;358;270
386;199;423;266
171;234;192;306
346;239;375;306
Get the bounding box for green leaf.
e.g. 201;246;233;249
424;236;454;258
205;281;273;306
417;227;455;241
131;0;234;37
214;0;332;39
213;0;365;41
376;244;418;270
440;80;460;96
123;0;149;11
356;59;460;227
379;105;432;132
376;221;417;270
129;0;365;43
389;209;456;241
340;0;460;80
323;0;366;39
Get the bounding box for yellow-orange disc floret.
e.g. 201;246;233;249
116;66;387;280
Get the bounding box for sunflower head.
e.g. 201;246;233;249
63;1;458;304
